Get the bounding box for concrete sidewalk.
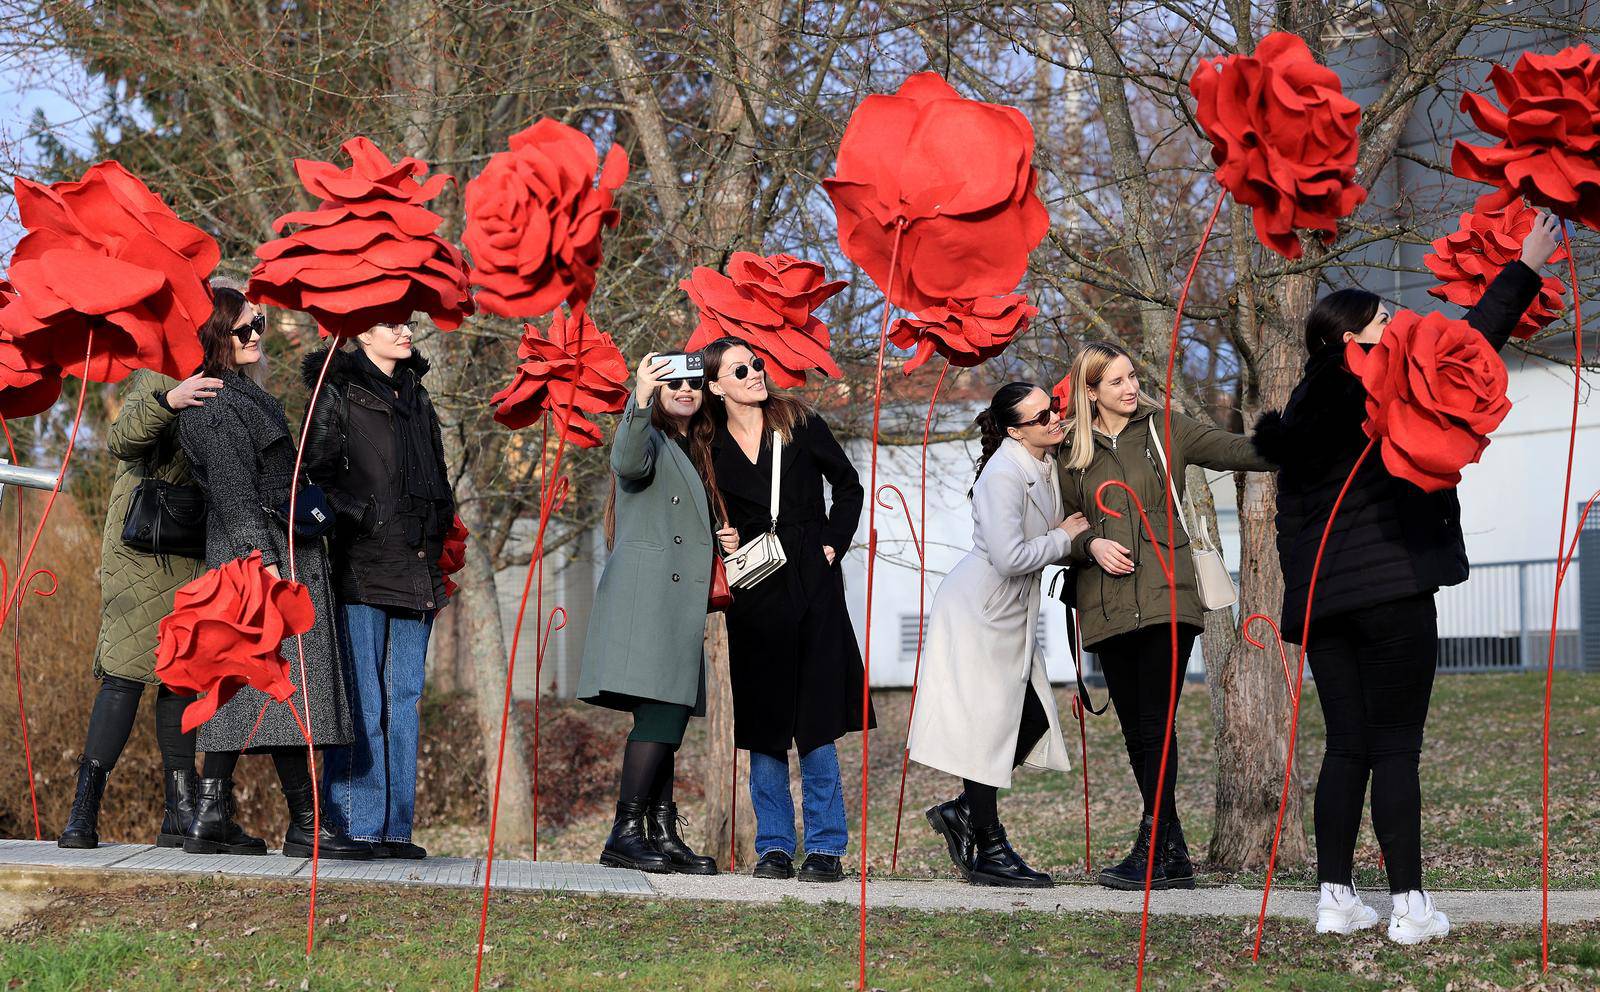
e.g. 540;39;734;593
3;838;1595;925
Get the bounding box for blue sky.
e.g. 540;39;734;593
0;45;98;254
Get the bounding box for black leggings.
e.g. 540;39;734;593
81;675;197;774
962;684;1050;830
1097;624;1200;822
1306;593;1438;893
201;746;314;792
618;702;692;803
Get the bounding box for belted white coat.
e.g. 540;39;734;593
908;438;1073;788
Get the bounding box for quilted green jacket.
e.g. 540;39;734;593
94;370;206;683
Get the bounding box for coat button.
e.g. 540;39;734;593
417;550;426;558
674;536;683;544
671;496;680;504
425;601;434;608
672;573;681;582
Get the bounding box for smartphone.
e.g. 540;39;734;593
658;351;704;381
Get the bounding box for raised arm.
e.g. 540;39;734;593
1171;411;1275;474
806;414;863;554
1466;210;1560;352
106;370;178;462
179;402;279;567
611;397;663;482
974;461;1071;578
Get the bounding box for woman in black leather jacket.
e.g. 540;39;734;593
302;320;453;860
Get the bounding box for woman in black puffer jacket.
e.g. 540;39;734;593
301;320;454;861
1256;211;1561;944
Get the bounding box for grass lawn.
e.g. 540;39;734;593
3;877;1598;991
418;671;1600;891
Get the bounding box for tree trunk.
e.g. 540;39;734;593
698;613;755;864
1206;266;1314;870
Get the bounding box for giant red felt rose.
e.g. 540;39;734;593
1452;45;1600;232
0;161;218;383
823;73;1049;312
888;294;1036;373
681;252;846;388
1344;309;1512;493
1189;32;1366;259
248;137;474;337
155;550;315;733
439;514;469;598
0;280;64;419
490;307;629;446
1424;198;1567;339
464;120;629;319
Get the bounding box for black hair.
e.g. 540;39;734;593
971;381;1043;496
1305;288;1382;354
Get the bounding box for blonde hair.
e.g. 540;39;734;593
1062;342;1160;471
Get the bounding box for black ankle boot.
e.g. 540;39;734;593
281;779;373;860
184;777;268;855
646;801;717;875
1159;817;1196;889
1098;815;1171;890
156;769;197;848
926;795;974;880
969;822;1053;888
57;756;108;849
599;799;673;873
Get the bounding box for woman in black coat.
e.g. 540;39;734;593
703;336;874;883
1256;211;1561;943
176;286;367;860
301;321;454;861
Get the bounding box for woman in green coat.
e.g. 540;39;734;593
58;366;230;849
1056;341;1274;891
579;351;730;876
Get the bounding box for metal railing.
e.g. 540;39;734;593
1435;558;1579;672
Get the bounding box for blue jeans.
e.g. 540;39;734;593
748;742;848;858
325;603;433;843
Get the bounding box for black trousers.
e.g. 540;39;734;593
1306;592;1437;893
962;683;1050;830
81;675;197;774
1096;624;1200;822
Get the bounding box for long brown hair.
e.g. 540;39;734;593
699;336;812;442
198;286;248;376
603;388;726;549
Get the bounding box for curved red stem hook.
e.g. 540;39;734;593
887;361;948;874
1252;437;1377;959
1241;613;1295;697
1542;221;1584;974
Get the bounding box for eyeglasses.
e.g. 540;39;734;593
231;313;266;345
1012;408;1055;429
664;377;704;392
719;356;766;381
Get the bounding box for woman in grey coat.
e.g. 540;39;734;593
579;351;729;875
175;286;367;860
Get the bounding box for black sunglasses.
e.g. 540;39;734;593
231;313;266;345
719;356;766;381
1012;408;1055;429
664;377;705;391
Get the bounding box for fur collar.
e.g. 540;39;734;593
300;345;432;390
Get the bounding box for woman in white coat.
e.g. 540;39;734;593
908;382;1088;887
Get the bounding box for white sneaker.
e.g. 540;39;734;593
1387;890;1450;945
1315;882;1380;934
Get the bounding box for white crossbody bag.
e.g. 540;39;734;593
1148;428;1238;612
723;430;789;589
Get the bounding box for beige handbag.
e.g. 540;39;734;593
724;430;789;589
1148;428;1238;612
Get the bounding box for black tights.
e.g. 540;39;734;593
962;684;1050;831
1306;593;1438;893
1098;624;1201;822
201;746;314;792
82;675;197;773
619;743;678;803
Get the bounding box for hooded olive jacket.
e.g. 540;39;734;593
94;370;206;683
1057;405;1273;649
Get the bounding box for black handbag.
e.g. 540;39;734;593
121;478;208;558
268;483;337;540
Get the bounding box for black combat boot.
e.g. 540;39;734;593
925;794;974;880
156;769;197;848
969;822;1053;888
646;801;717;875
184;778;268;855
599;799;673;873
1098;815;1169;890
280;778;373;860
1159;817;1197;890
57;756;108;849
